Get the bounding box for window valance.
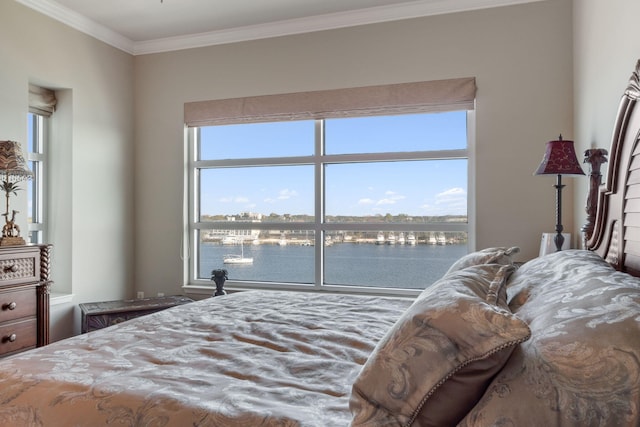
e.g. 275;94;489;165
29;84;57;117
184;77;476;127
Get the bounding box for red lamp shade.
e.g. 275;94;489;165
534;135;585;176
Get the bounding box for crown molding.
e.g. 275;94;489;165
17;0;545;56
16;0;134;53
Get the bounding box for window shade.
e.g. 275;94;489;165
29;84;57;117
184;77;475;127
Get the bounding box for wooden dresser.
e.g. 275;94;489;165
0;244;52;356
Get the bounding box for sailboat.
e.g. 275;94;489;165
223;241;253;264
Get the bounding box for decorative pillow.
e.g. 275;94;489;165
445;247;520;275
349;263;531;427
459;249;640;427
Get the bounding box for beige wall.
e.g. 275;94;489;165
0;2;135;339
572;0;640;234
134;0;574;298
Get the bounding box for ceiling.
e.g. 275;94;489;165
17;0;543;55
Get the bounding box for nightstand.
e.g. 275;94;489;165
79;295;194;333
0;244;52;356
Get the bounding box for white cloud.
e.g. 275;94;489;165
421;187;467;215
264;189;299;204
376;191;405;206
436;187;466;202
277;189;298;200
358;198;375;205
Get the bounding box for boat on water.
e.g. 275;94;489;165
375;232;385;245
301;231;313;246
436;233;447;245
386;232;396;245
428;233;437;245
397;232;405;245
223;242;253;264
407;232;416;245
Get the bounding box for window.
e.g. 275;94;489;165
186;78;475;294
26;112;47;244
27;84;56;244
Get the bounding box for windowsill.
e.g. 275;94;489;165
50;293;74;306
182;283;419;299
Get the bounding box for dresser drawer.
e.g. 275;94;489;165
0;245;51;356
0;318;37;355
0;250;39;285
0;287;36;323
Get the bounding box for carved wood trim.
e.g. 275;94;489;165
586;59;640;275
37;281;50;346
582;148;608;246
626;59;640;99
37;244;52;346
39;244;52;282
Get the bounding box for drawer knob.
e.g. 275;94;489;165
4;264;18;273
4;301;17;310
3;333;16;343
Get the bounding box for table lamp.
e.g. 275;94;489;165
534;135;585;252
0;141;33;246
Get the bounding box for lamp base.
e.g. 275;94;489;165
539;233;570;256
0;236;26;246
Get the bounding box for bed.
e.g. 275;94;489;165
2;60;640;426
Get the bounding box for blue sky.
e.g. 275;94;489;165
199;112;468;217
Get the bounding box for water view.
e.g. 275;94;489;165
199;241;467;289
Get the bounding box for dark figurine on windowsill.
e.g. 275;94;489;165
211;269;228;297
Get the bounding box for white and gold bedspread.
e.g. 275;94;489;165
0;291;412;427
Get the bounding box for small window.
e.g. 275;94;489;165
27;112;47;244
27;84;55;244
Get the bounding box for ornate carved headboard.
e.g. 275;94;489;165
585;59;640;277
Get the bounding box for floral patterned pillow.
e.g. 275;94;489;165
349;263;531;426
460;250;640;427
445;246;520;275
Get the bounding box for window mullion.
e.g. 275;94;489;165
314;119;324;288
321;149;467;164
188;128;199;283
195;155;315;168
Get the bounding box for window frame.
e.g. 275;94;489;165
185;111;475;296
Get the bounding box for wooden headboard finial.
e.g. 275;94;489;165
626;59;640;98
582;148;608;247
